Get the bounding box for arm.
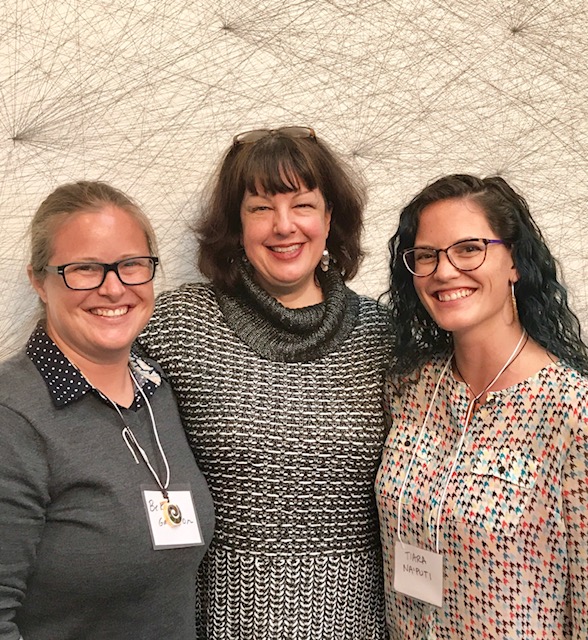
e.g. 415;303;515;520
0;406;48;640
564;403;588;639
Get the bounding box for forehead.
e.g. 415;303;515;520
50;205;149;255
416;198;493;244
52;204;140;231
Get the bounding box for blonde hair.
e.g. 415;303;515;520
30;181;157;279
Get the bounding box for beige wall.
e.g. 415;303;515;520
1;0;587;358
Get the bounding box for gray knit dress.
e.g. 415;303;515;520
139;266;393;640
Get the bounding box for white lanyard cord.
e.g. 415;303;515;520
433;329;527;551
109;371;171;497
396;354;453;546
397;330;527;553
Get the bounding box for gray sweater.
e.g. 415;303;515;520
139;267;394;640
0;339;215;640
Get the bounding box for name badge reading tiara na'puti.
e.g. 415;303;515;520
394;540;444;608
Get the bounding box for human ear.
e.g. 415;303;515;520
508;247;520;284
324;200;333;235
27;264;48;304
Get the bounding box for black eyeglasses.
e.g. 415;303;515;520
233;126;316;146
402;239;504;277
44;256;159;290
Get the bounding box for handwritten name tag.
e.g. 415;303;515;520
394;540;444;608
142;484;204;550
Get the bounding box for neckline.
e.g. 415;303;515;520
453;330;528;402
215;260;360;362
448;357;562;399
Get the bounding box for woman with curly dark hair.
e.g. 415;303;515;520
376;174;588;639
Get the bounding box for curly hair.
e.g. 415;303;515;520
196;129;366;292
385;173;588;376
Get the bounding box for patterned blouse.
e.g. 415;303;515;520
376;358;588;639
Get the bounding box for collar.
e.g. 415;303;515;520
215;260;360;362
26;323;161;409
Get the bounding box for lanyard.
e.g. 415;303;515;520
396;354;452;553
107;371;172;499
397;330;527;553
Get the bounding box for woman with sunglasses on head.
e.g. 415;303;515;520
0;181;214;640
139;127;393;639
376;174;588;639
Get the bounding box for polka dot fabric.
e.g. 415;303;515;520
376;358;588;639
26;324;159;409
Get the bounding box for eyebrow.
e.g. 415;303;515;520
53;253;146;263
245;188;314;199
413;236;482;247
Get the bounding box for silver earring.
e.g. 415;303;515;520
320;249;330;272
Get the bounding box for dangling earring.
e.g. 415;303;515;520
510;281;519;324
320;249;330;272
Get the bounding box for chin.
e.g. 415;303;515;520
426;311;470;334
95;330;138;353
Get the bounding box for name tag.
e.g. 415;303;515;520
394;540;444;608
142;484;204;549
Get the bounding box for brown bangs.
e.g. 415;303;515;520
239;137;321;196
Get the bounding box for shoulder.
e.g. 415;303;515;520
355;294;394;333
0;352;52;436
541;361;588;397
356;294;387;314
138;282;224;360
142;281;218;332
0;349;29;377
546;362;588;420
539;364;588;471
0;351;43;406
330;293;394;368
384;356;448;401
154;281;217;316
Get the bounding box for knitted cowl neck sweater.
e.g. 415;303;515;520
215;261;360;363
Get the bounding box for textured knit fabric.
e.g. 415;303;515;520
0;330;215;640
376;358;588;640
138;270;393;640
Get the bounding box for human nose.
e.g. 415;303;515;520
97;267;126;296
272;206;296;235
433;249;460;279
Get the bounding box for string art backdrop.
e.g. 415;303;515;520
1;0;587;359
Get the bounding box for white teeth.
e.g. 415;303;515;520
91;307;129;317
437;289;473;302
272;244;301;253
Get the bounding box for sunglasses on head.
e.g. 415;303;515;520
233;126;316;146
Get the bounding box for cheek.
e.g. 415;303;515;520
240;218;263;250
142;285;156;312
44;291;83;330
303;216;329;242
412;278;428;305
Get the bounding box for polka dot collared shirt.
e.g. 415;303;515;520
26;324;161;410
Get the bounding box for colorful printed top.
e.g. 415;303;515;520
376;358;588;639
